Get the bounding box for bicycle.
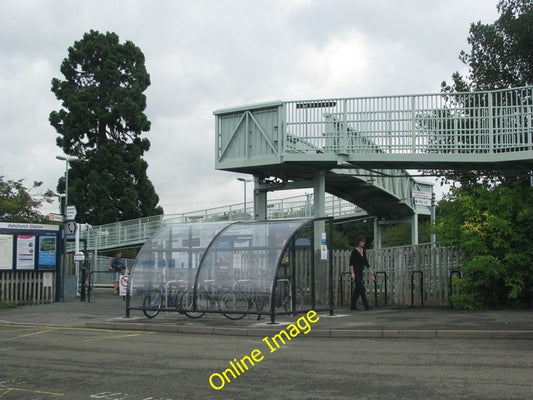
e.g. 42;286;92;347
274;278;306;313
142;279;187;319
180;280;227;319
219;280;270;320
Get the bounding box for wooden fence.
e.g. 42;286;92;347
1;244;460;308
331;244;462;307
291;244;462;309
0;271;56;305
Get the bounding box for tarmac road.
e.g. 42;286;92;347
0;324;532;400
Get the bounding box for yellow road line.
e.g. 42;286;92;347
0;323;156;343
0;387;63;397
82;331;156;342
0;327;59;342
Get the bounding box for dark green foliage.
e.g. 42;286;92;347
334;219;374;249
0;300;16;311
0;176;54;223
436;184;533;309
432;0;533;309
50;30;163;225
458;0;533;91
381;219;432;247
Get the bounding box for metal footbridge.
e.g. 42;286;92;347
215;86;533;170
214;86;533;221
82;86;532;251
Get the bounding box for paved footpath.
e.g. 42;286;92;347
1;289;532;339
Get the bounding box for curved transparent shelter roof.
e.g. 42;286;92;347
128;222;233;306
127;218;330;319
196;218;313;294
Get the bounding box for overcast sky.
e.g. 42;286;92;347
0;0;500;217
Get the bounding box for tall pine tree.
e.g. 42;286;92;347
50;30;163;225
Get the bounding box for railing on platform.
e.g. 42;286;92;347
285;86;533;156
80;192;367;251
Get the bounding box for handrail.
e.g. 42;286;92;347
284;86;533;156
79;192;368;252
87;270;115;303
373;271;388;307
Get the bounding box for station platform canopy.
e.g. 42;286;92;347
126;218;333;322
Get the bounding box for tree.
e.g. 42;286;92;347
432;0;533;309
433;0;533;188
454;0;533;91
50;30;163;225
0;176;54;223
381;220;432;248
334;219;375;249
436;184;533;309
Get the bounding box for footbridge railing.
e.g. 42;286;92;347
285;86;533;157
215;86;533;169
81;193;368;251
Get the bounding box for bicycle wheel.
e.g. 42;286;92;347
142;292;162;319
220;291;249;320
170;290;186;314
294;287;306;311
252;287;270;313
181;289;208;319
274;285;290;312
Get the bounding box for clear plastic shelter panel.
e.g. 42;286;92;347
129;222;233;300
197;219;313;298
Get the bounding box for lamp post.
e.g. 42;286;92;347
56;155;79;209
237;177;252;220
56;155;79;301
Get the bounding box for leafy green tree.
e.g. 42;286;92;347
431;0;533;309
436;184;533;309
381;219;432;247
334;219;374;249
0;176;54;223
452;0;533;91
433;0;533;188
50;30;163;225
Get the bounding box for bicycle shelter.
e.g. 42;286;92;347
126;218;333;323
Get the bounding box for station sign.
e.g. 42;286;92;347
411;190;432;200
49;213;64;222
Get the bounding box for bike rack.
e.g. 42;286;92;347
449;269;462;309
373;271;388;307
411;270;424;307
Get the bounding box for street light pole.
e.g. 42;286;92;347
56;155;78;208
237;177;252;220
56;155;79;301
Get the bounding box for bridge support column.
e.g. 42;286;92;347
313;170;326;248
411;213;419;245
374;218;382;249
254;176;267;220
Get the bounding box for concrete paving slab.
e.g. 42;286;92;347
1;288;532;339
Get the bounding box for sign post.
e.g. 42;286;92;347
60;205;77;301
66;206;77;221
119;274;129;297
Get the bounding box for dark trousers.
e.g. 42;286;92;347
351;278;369;309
